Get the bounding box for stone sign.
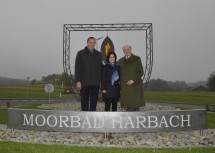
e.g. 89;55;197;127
7;108;207;133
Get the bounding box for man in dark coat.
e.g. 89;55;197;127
75;37;103;111
118;44;145;111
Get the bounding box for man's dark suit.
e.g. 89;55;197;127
75;46;103;111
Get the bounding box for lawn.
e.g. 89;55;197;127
145;91;215;105
1;86;215;106
0;85;74;99
0;141;215;153
2;86;214;105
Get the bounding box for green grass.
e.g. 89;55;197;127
0;141;215;153
4;87;214;105
0;85;74;99
208;112;215;128
0;109;7;124
1;86;215;105
0;103;50;124
14;103;50;110
145;91;215;105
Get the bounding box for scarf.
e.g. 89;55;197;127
108;63;119;85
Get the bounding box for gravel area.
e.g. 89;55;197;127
38;102;178;112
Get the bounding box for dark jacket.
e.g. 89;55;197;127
101;64;120;98
75;47;103;87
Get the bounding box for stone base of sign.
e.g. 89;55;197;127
1;124;215;147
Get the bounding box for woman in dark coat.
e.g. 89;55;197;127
101;52;120;111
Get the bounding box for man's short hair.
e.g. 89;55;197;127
122;44;132;50
87;37;96;43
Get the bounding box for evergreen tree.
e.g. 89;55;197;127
207;71;215;91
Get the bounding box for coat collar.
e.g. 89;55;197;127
84;46;96;54
123;53;134;61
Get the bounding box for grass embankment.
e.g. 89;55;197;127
1;86;215;105
0;141;215;153
145;91;215;105
0;103;48;124
0;84;73;99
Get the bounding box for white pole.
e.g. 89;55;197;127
95;37;103;50
49;93;51;102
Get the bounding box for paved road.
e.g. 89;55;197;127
0;98;76;105
147;101;206;109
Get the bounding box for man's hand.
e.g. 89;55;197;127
76;82;81;91
102;90;106;93
127;80;134;85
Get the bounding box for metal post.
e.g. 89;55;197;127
26;77;30;98
63;24;153;90
200;130;204;136
49;93;51;102
95;37;103;50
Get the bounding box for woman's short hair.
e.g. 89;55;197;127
106;52;117;63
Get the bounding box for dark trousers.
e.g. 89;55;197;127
105;97;118;111
80;85;99;111
126;107;139;111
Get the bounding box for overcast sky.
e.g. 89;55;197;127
0;0;215;83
